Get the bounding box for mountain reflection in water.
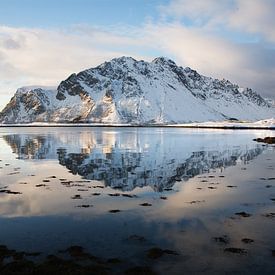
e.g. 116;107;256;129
0;128;274;274
2;128;264;191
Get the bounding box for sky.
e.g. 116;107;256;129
0;0;275;110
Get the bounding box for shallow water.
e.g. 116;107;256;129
0;127;274;274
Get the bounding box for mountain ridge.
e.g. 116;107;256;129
0;56;274;124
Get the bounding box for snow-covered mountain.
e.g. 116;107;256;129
0;56;274;124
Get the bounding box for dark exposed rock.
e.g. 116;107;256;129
108;193;120;197
187;200;205;204
61;246;90;258
253;137;275;144
262;213;275;218
140;203;152;207
160;196;167;200
213;235;230;245
235;211;251;217
241;238;254;244
35;184;47;187
122;194;137;198
109;209;121;213
224;247;247;254
77;205;93;208
71;194;82;199
0;189;22;195
146;247;179;259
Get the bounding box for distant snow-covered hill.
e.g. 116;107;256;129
0;56;274;124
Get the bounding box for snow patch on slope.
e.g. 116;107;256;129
0;57;274;124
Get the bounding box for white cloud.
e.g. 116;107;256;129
143;22;275;96
0;26;152;110
228;0;275;42
159;0;231;24
1;0;275;111
160;0;275;43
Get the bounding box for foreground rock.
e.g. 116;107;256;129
253;137;275;144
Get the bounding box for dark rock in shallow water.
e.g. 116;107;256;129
140;203;152;207
122;194;137;198
147;247;179;259
61;246;90;258
109;209;121;213
0;244;115;274
241;238;254;244
187;200;205;204
224;247;247;254
262;213;275;218
108;193;120;197
76;205;93;208
0;189;22;195
36;184;47;187
71;194;82;199
213;235;230;245
235;211;251;217
253;137;275;144
160;196;167;200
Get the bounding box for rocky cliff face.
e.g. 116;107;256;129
0;57;274;124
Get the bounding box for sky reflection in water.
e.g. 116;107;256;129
0;127;274;274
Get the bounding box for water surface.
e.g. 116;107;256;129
0;127;274;274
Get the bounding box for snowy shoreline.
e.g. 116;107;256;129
0;119;275;129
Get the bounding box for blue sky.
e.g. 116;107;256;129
0;0;275;110
0;0;166;28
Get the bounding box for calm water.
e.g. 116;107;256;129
0;127;274;274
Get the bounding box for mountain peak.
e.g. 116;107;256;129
0;56;274;124
152;56;177;66
110;56;137;64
